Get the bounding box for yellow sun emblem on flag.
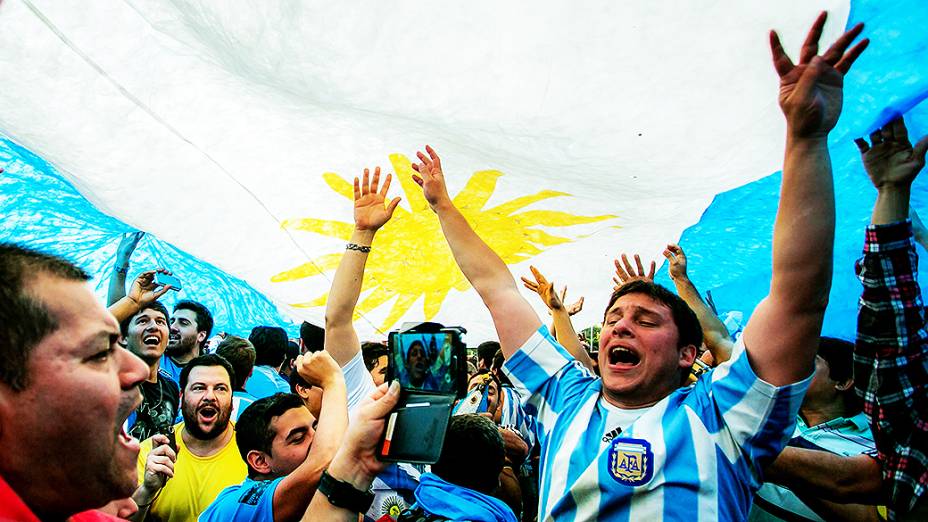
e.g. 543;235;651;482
271;153;616;333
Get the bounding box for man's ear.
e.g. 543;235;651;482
679;344;698;368
196;331;208;345
246;450;272;475
835;378;854;392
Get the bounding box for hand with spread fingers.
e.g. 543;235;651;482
855;117;928;190
770;11;868;139
521;266;564;311
127;269;174;308
410;145;451;211
353;166;401;232
562;287;584;317
612;253;656;291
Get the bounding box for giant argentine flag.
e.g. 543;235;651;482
0;1;925;340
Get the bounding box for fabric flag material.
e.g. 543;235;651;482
1;0;925;340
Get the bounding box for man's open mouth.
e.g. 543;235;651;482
143;335;161;346
198;405;218;423
609;346;641;367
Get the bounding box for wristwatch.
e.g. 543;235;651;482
318;469;375;513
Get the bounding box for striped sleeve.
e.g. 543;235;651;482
696;336;811;483
502;325;597;434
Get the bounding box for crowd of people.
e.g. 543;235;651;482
2;11;928;522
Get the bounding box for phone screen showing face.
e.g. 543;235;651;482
389;332;455;394
154;272;183;291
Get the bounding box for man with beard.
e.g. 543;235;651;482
131;354;246;521
0;243;149;520
160;300;214;385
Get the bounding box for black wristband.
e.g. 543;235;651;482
318;469;375;514
346;243;372;253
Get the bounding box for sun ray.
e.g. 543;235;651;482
271;252;342;282
389;154;429;212
487;189;570;216
273;156;619;331
280;217;354;239
291;292;329;308
452;170;501;211
379;293;420;333
423;287;451;319
512;210;616;227
323;172;355;200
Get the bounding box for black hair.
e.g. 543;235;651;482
119;301;170;337
289;368;309;394
216;336;256;391
179;353;236;391
235;393;305;477
817;337;854;384
173;300;214;344
249;326;288;368
362;341;389;371
0;243;90;391
432;414;504;495
477;341;500;369
605;280;703;350
299;321;325;353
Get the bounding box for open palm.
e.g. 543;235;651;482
354;167;401;231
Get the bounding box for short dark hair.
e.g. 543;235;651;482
216;336;256;391
173;300;213;343
299;321;325;353
250;326;288;368
119;301;170;337
432;414;504;495
235;393;305;477
289;370;309;394
0;243;90;391
818;337;854;384
605;280;703;350
179;354;235;391
477;341;500;368
362;342;389;371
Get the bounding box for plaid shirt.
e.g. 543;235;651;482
856;220;928;518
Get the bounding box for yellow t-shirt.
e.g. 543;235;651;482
137;423;247;522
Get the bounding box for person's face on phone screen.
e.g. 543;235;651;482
407;341;428;386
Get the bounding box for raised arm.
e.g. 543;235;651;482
273;351;348;521
107;232;145;306
743;13;868;386
663;244;733;365
324;167;400;366
521;266;594;371
108;268;173;323
411;146;541;357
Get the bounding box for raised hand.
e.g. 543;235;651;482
855;117;928;189
353;167;401;231
612;253;655;291
663;244;688;281
521;266;564;311
411;145;451;211
770;12;868;139
295;350;343;390
140;435;176;495
116;231;145;265
127;269;173;307
562;287;584;317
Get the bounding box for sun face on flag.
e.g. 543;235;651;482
270;153;616;332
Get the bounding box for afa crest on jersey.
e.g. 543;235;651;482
608;438;654;487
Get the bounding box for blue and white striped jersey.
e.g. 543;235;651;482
499;385;536;450
503;326;810;521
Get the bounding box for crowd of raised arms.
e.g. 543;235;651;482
2;12;928;522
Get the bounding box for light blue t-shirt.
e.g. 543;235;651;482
198;476;282;522
245;366;291;399
502;326;811;521
233;390;258;422
160;354;186;387
749;413;877;521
